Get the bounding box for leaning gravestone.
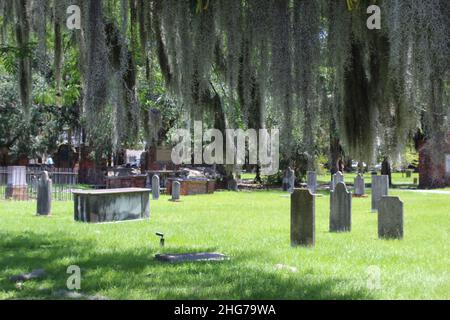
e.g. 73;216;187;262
171;181;181;202
307;171;317;194
291;189;315;247
371;175;389;212
378;196;403;239
331;171;344;191
354;174;365;196
37;171;52;216
330;182;352;232
152;175;160;200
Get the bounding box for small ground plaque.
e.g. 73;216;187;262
155;252;229;263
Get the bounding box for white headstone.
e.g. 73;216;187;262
7;166;27;186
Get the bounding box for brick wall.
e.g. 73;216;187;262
106;175;147;189
166;179;215;196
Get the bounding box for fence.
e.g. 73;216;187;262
0;167;80;201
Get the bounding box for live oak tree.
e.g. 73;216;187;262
0;0;448;180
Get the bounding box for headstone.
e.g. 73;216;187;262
307;171;317;194
378;196;404;239
145;174;151;188
331;171;344;191
286;167;295;193
6;166;27;200
330;182;352;232
172;181;181;201
354;174;365;196
152;175;160;200
291;189;315;247
37;171;52;216
371;175;389;212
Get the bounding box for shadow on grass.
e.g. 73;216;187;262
0;231;374;300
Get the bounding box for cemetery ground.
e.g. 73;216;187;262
0;190;448;300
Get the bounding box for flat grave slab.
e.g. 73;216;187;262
155;252;229;263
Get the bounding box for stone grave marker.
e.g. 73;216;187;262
378;196;404;239
371;175;389;211
330;182;352;232
6;166;27;200
152;175;160;200
37;171;52;216
171;180;181;202
307;171;317;194
291;189;315;247
331;171;344;191
354;174;365;196
287;167;295;193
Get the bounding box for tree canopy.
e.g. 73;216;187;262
0;0;448;170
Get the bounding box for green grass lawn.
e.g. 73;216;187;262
0;189;449;300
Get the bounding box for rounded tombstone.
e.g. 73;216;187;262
37;171;52;216
172;181;181;202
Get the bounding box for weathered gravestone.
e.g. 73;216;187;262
171;180;181;202
286;167;295;193
307;171;317;194
371;175;389;212
152;175;160;200
330;182;352;232
331;171;344;191
291;189;315;247
37;171;52;216
378;196;404;239
6;166;27;200
354;174;365;196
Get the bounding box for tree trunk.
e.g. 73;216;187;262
14;0;32;116
381;156;392;186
